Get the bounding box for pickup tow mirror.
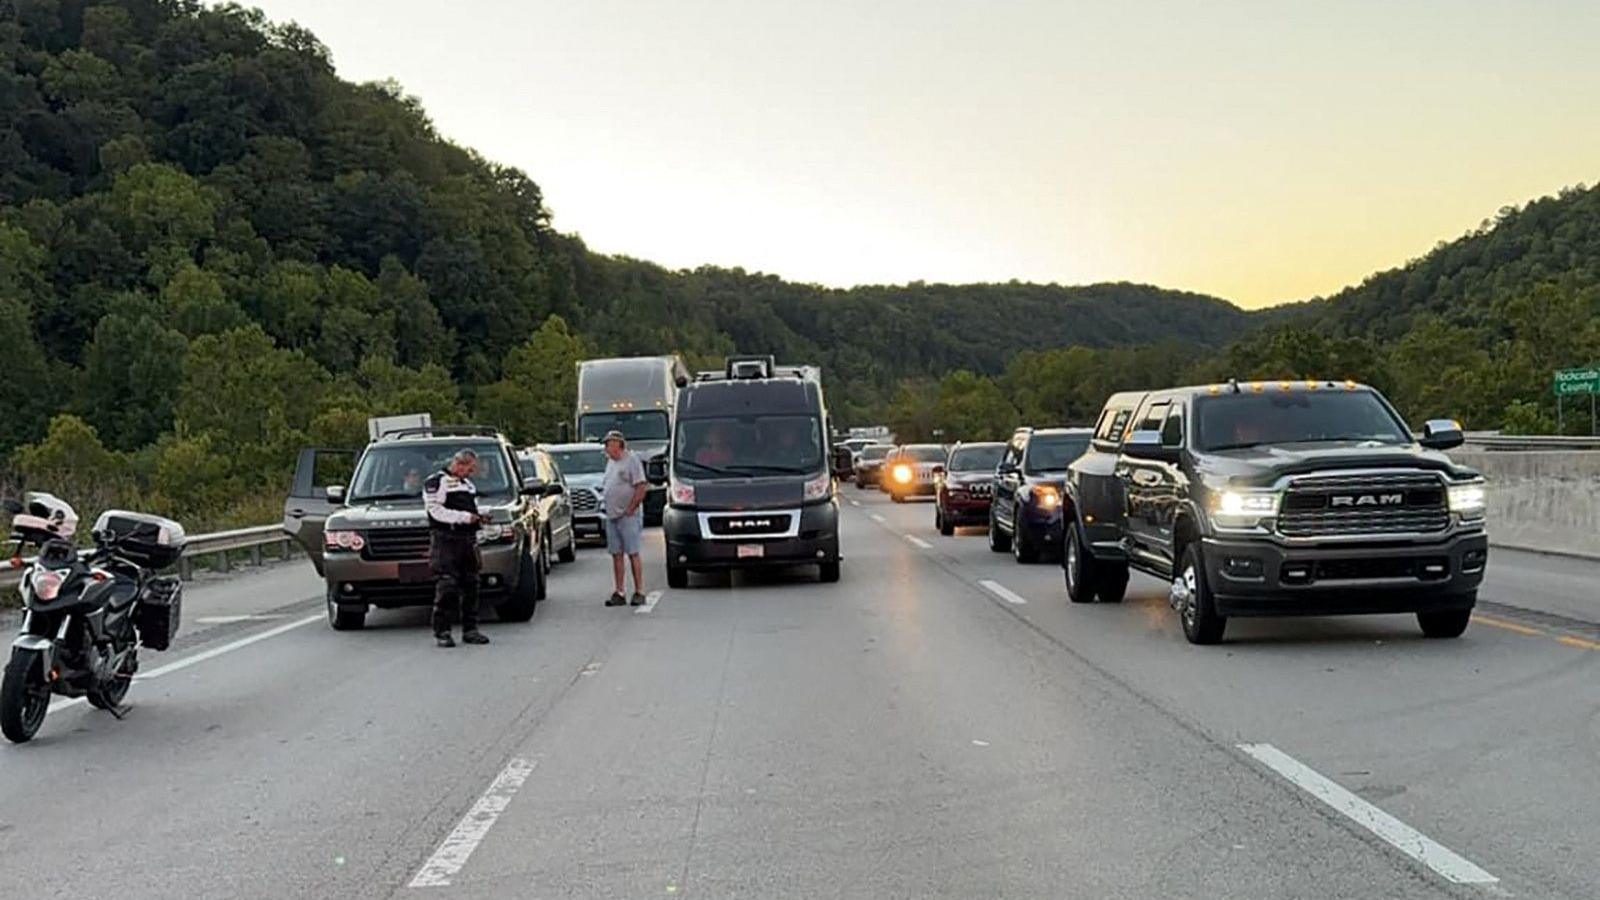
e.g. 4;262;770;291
645;457;669;486
325;485;346;503
1420;419;1464;450
830;446;854;477
1121;431;1180;463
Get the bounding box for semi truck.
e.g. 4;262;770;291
574;356;691;524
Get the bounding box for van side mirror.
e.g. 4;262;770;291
830;446;854;477
1122;431;1180;463
645;457;668;486
1420;419;1464;450
325;485;346;503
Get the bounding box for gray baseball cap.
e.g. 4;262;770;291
602;430;627;445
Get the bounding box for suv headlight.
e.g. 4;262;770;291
1448;481;1486;518
1031;485;1061;509
324;530;365;552
1213;490;1280;528
891;464;914;484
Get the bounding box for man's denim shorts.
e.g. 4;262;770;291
604;514;644;556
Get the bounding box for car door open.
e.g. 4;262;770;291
284;447;359;575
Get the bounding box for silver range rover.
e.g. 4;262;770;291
284;427;550;631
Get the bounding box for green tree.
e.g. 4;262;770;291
79;313;189;450
931;371;1019;440
474;314;586;443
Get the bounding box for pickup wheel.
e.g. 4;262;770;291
1417;606;1472;639
1012;507;1040;563
1095;567;1129;604
1064;525;1098;602
818;560;841;583
987;507;1011;553
1176;544;1226;644
326;586;366;631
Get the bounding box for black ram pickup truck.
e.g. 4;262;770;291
1064;381;1488;644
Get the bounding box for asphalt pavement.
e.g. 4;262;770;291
1;493;1596;899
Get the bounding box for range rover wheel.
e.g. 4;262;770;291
327;586;366;631
818;560;841;583
1175;544;1225;644
1064;526;1098;603
1417;606;1472;639
1012;507;1040;564
498;544;541;623
667;564;689;589
987;508;1011;553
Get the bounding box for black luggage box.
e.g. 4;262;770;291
137;575;182;651
94;510;187;569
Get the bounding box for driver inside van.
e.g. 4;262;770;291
695;425;736;467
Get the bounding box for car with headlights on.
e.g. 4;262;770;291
1064;380;1488;644
934;442;1005;535
988;427;1091;562
884;444;949;502
853;443;893;489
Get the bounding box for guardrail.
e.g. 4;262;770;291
1464;434;1600;451
0;524;292;590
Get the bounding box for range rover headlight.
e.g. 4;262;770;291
323;530;365;552
1213;490;1279;528
1448;482;1486;518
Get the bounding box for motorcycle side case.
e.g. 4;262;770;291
136;576;182;651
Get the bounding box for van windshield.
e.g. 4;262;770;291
675;416;824;478
348;443;512;503
579;411;669;442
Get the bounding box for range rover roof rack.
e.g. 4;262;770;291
378;424;502;440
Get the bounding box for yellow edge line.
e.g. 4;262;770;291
1472;614;1545;637
1555;635;1600;651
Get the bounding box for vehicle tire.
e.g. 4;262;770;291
541;529;554;574
557;529;577;564
533;541;549;601
1096;567;1130;604
498;544;541;623
1417;606;1472;639
937;508;954;537
667;564;689;589
327;586;366;631
818;560;841;583
891;492;906;504
987;507;1012;553
1064;525;1099;603
1;650;49;744
1012;507;1040;564
854;478;866;491
1176;544;1226;645
88;649;136;711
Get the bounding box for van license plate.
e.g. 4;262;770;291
737;544;764;559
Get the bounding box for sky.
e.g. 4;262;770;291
250;0;1600;308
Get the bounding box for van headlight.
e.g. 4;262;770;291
670;480;696;505
803;472;832;501
1448;481;1486;519
1213;490;1279;528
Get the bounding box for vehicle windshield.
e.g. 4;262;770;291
950;445;1005;472
1195;391;1411;451
858;445;892;461
1025;435;1090;473
347;443;512;502
578;411;670;443
548;448;606;476
674;415;824;478
901;445;947;463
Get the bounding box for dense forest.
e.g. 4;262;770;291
2;1;1597;529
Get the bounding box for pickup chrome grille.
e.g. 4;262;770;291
362;527;432;561
570;488;600;514
1278;472;1450;538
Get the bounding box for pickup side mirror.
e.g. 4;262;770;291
520;477;543;496
1121;431;1180;463
1420;419;1464;450
325;485;346;503
645;457;669;486
830;446;854;478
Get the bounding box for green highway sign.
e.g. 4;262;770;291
1553;367;1600;396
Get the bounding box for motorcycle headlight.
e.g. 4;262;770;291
892;464;914;484
1213;490;1280;528
803;472;832;501
1448;482;1486;518
29;568;63;603
324;530;365;551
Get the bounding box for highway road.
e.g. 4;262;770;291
2;493;1597;899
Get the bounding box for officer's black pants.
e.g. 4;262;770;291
430;535;481;635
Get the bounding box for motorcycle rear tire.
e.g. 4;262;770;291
1;650;49;744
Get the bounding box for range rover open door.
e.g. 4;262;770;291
284;447;359;575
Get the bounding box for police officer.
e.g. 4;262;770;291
424;448;489;648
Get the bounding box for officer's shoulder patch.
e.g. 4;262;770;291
423;473;444;492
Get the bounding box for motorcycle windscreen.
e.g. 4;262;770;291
284;447;358;575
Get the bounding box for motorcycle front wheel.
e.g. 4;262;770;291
1;649;51;743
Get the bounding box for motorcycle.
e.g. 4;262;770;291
1;492;186;744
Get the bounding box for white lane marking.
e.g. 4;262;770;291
409;757;538;888
1237;743;1498;885
634;590;663;614
579;662;602;677
869;513;885;523
136;615;322;680
905;535;933;550
972;740;990;747
979;580;1028;605
195;614;287;624
848;499;860;507
47;696;85;713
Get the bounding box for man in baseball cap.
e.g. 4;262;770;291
599;430;649;606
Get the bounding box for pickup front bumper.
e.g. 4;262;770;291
1201;531;1488;617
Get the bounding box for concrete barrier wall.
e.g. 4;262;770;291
1452;449;1600;559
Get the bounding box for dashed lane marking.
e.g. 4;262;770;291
869;513;885;523
635;590;664;614
408;757;538;888
905;535;933;550
978;580;1028;605
1238;743;1498;886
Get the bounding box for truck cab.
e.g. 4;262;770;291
1064;381;1488;644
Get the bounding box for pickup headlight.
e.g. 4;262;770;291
1213;490;1280;528
323;530;365;552
1448;482;1486;518
803;472;832;501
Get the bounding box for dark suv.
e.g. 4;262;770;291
1064;381;1488;644
988;427;1092;563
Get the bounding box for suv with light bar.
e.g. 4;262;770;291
283;425;550;631
1065;381;1488;644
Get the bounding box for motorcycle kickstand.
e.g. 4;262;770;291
104;703;130;720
